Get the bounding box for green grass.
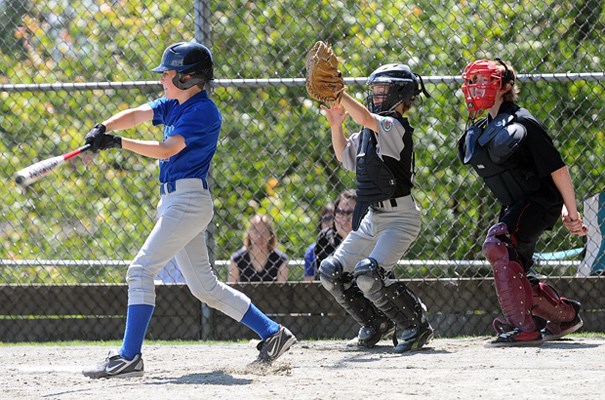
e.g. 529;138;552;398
1;333;604;347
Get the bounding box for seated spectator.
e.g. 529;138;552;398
303;204;334;281
228;214;289;283
315;189;357;268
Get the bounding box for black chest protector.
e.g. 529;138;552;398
458;112;539;206
355;115;413;203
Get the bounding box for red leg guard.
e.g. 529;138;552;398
531;282;576;324
483;223;537;333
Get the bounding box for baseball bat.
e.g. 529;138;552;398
14;144;91;187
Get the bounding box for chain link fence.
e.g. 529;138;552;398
1;0;604;340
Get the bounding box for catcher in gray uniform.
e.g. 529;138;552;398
319;63;433;352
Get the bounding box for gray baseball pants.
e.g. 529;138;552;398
332;194;421;272
126;178;251;321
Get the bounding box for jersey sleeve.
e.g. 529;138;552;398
280;249;289;264
148;97;170;126
303;243;317;277
373;114;406;161
341;130;361;171
518;116;565;177
230;247;246;263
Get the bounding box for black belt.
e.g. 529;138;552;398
373;198;398;208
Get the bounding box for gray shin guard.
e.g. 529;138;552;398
376;281;425;329
340;284;386;327
355;258;424;329
319;257;383;327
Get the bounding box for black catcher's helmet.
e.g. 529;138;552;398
152;42;214;90
366;63;430;114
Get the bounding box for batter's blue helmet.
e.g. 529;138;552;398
152;42;214;89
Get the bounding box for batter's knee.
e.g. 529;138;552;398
353;257;384;295
126;264;156;283
126;264;157;305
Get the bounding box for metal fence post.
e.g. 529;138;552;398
194;0;215;340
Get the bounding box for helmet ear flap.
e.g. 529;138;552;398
172;72;209;90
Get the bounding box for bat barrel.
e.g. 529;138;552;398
14;144;90;188
14;155;64;187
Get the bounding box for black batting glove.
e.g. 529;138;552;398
98;134;122;151
85;123;122;152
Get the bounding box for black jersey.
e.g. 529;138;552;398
459;101;565;209
230;247;288;282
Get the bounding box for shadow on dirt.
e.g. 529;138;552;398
541;339;603;350
149;371;252;385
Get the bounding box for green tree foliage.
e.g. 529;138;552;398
0;0;603;282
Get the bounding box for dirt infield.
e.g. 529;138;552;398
1;336;604;400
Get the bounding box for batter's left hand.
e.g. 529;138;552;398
85;123;122;152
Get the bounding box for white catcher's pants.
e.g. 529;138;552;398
332;194;421;272
126;178;251;321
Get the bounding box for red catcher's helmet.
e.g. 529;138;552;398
461;60;503;118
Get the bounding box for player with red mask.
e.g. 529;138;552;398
458;59;586;346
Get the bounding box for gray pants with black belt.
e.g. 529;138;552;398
320;194;424;331
333;195;421;270
126;178;251;321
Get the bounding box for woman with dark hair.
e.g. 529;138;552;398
303;204;334;281
314;189;357;268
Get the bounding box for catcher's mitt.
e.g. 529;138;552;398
305;41;345;103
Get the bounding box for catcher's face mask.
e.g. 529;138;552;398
368;84;391;111
461;59;505;117
366;63;430;115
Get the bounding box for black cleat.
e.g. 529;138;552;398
255;325;297;364
394;321;434;353
348;319;395;348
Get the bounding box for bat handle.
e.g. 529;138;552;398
63;143;92;160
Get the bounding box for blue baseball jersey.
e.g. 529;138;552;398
148;90;221;184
